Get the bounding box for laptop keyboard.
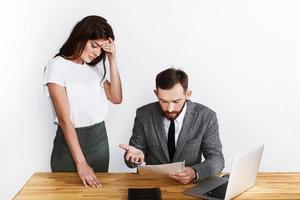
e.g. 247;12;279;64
204;181;228;199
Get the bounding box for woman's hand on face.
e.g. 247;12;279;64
102;37;116;60
76;162;102;188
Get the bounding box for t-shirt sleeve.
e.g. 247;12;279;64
43;59;65;96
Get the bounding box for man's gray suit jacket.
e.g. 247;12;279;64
127;100;224;181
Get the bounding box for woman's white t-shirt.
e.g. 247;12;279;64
43;56;109;128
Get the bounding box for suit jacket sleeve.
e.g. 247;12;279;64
124;109;148;168
191;112;224;181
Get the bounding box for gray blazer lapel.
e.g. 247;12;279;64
152;103;170;161
174;101;197;161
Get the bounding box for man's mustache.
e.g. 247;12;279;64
165;111;178;115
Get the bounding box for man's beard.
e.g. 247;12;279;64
162;101;187;120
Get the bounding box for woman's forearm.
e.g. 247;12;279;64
59;119;86;165
108;58;122;104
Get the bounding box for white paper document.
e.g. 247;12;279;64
137;161;185;175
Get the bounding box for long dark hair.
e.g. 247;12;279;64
56;15;115;81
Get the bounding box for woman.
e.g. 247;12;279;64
43;15;122;188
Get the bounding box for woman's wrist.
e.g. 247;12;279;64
75;158;87;166
108;57;116;65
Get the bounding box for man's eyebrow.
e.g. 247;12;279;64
159;97;182;102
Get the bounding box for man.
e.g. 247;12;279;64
119;68;224;184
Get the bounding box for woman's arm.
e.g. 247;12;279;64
102;37;122;104
48;83;101;187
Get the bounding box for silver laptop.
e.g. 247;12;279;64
184;145;264;200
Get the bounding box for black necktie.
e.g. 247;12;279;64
167;120;175;161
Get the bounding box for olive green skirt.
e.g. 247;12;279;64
51;121;109;172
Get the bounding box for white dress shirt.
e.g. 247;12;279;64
163;102;187;147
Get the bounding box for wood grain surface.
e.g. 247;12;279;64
13;172;300;199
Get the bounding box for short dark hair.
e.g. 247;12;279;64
155;68;188;91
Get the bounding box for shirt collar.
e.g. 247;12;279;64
176;101;187;123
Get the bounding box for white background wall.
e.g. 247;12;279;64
1;0;299;199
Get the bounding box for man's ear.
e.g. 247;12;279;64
186;90;192;100
154;89;158;96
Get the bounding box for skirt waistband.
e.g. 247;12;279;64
58;121;105;132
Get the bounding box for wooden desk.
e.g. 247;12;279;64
13;172;300;199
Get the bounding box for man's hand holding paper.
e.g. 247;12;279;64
169;167;197;184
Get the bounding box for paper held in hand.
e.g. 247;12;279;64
137;161;185;175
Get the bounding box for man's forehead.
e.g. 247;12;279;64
157;89;186;101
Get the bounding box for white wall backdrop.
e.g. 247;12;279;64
1;0;299;199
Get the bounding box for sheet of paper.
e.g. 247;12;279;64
137;161;185;175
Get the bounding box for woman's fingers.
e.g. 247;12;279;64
85;175;94;187
85;174;101;188
77;163;102;188
102;38;115;53
103;45;111;52
92;174;102;187
80;175;88;188
94;177;102;187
